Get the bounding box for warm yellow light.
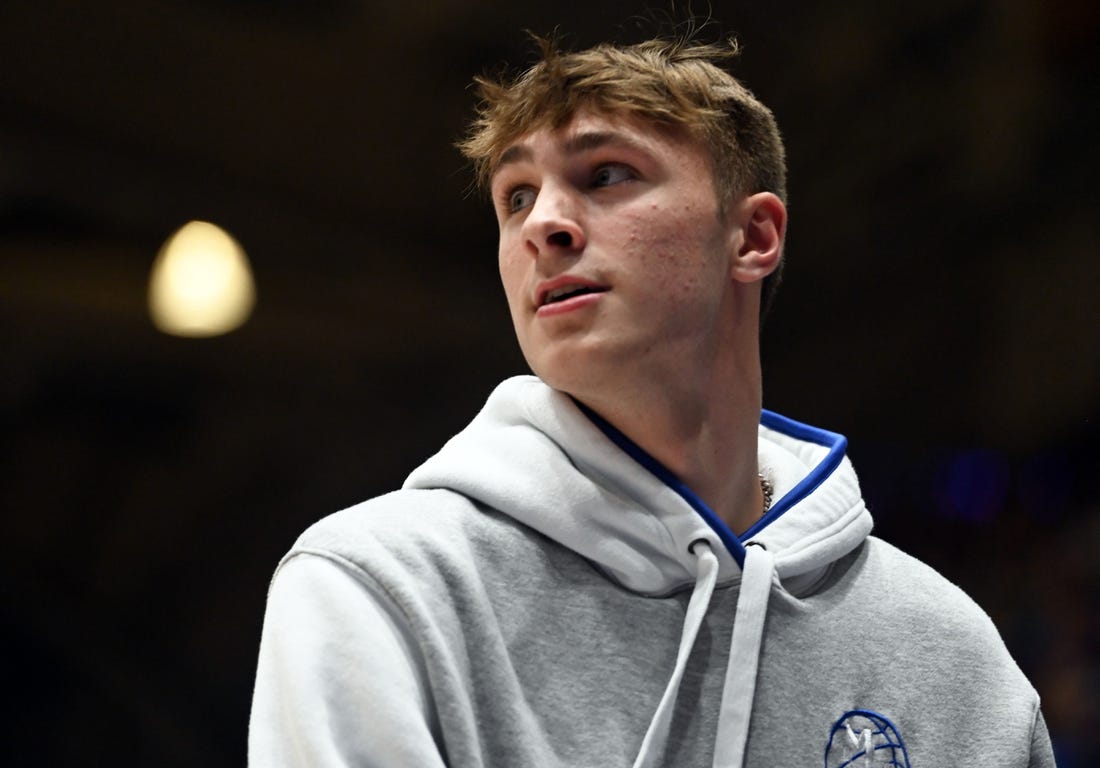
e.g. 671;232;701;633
148;221;256;337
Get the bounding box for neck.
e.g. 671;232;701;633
575;332;765;535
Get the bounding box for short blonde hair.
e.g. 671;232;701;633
459;34;788;312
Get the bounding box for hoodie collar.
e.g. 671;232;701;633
403;376;872;596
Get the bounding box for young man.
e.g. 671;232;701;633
249;37;1055;767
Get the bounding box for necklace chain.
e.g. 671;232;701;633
759;472;773;514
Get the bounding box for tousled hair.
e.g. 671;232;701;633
458;33;789;315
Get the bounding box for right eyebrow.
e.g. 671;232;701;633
491;130;648;180
493;145;533;175
561;131;630;155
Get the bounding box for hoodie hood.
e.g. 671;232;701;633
404;375;872;596
404;375;873;767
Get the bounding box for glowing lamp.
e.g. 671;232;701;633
148;221;256;337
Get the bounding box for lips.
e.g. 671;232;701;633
535;276;609;308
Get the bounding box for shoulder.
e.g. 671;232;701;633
278;488;564;604
857;536;1033;687
295;487;539;559
860;537;999;634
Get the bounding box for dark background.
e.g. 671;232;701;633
2;1;1097;765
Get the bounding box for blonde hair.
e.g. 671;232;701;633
458;34;788;312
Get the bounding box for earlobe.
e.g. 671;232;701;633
730;192;786;284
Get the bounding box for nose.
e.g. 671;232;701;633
522;183;586;256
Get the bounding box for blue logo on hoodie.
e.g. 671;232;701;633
824;709;910;767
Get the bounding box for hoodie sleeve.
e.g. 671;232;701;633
248;553;446;768
1028;708;1056;768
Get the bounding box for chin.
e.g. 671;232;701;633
524;350;575;392
520;331;635;396
527;362;570;392
526;357;608;404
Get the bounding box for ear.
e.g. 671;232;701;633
730;192;786;284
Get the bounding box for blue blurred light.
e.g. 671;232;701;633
935;449;1011;522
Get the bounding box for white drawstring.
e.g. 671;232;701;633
631;540;719;768
712;544;776;767
630;541;777;768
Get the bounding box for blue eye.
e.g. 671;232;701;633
509;187;537;212
592;164;633;187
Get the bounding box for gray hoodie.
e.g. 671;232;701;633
249;376;1055;767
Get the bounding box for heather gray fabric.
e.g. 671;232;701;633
249;377;1055;767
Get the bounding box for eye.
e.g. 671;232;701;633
591;163;634;188
507;187;537;213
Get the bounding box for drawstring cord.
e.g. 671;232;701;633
631;541;777;768
712;544;776;767
631;540;719;768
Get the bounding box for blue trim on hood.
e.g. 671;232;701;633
574;400;748;567
741;410;849;540
576;402;849;568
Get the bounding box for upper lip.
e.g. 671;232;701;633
534;275;609;307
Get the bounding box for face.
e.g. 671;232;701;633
491;110;745;401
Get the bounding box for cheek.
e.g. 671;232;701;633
623;212;714;275
619;209;728;315
497;242;521;297
497;252;534;340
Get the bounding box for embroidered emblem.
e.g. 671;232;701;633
824;709;910;767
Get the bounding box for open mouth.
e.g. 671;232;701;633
541;285;607;306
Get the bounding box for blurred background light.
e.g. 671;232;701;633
148;221;256;337
935;449;1012;523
